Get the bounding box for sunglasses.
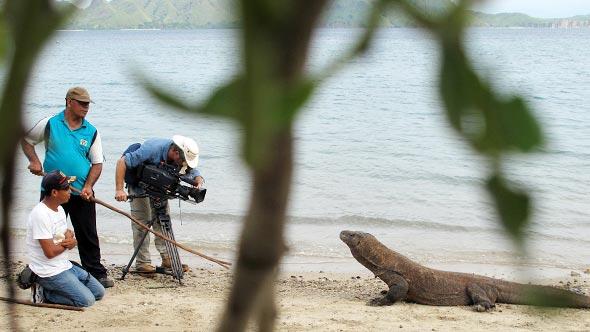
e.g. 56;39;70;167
73;99;90;108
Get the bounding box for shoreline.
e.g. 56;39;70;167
1;258;589;331
6;233;588;282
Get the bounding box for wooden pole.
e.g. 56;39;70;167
0;296;84;311
69;187;231;269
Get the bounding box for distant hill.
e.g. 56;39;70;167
64;0;590;29
469;12;590;28
321;0;454;28
67;0;238;29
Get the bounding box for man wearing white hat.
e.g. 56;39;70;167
114;136;203;273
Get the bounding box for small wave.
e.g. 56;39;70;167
163;212;495;234
102;82;124;87
528;230;590;245
120;29;161;31
294;215;495;233
26;102;57;109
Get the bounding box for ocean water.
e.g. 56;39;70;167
9;28;590;275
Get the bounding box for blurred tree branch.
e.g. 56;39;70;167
0;1;71;330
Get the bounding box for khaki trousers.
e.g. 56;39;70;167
129;186;170;266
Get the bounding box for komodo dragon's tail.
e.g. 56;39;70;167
498;282;590;308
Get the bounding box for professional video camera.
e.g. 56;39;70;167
121;162;206;284
135;163;206;203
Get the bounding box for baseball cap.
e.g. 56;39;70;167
66;86;94;103
172;135;199;168
42;170;76;192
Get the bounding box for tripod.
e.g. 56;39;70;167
120;194;184;283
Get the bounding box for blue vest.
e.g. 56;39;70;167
43;111;98;192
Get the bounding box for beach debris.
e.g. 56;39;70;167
571;271;581;277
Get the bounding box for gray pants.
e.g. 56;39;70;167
129;186;170;266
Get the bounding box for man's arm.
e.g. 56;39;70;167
38;236;77;259
21;141;43;175
21;117;49;176
81;163;102;200
82;131;104;200
114;156;128;201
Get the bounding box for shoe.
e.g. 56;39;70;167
135;263;156;278
18;265;37;290
31;283;45;303
136;263;156;273
160;257;189;272
98;276;114;288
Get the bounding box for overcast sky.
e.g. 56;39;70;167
474;0;590;18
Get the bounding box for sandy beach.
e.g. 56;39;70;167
1;255;589;332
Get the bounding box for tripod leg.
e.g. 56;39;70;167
121;219;153;280
159;217;183;283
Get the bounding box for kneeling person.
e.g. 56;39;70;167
26;170;105;307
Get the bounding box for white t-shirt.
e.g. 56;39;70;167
26;202;72;278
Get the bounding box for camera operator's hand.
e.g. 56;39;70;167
194;176;204;189
115;189;128;202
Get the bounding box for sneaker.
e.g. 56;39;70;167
31;283;45;303
98;276;114;288
160;257;189;272
18;265;36;290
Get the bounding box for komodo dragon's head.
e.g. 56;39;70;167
340;230;393;274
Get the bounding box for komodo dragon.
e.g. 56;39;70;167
340;230;590;311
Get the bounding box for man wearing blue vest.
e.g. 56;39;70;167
22;86;114;288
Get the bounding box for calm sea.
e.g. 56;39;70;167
9;28;590;275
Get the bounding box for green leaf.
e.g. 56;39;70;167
200;78;244;119
440;47;544;155
141;75;242;120
242;78;316;168
492;96;544;152
439;46;479;131
486;174;530;243
280;79;315;124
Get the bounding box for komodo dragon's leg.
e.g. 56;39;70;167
368;272;408;306
466;283;497;312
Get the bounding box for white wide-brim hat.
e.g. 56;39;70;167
172;135;199;168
